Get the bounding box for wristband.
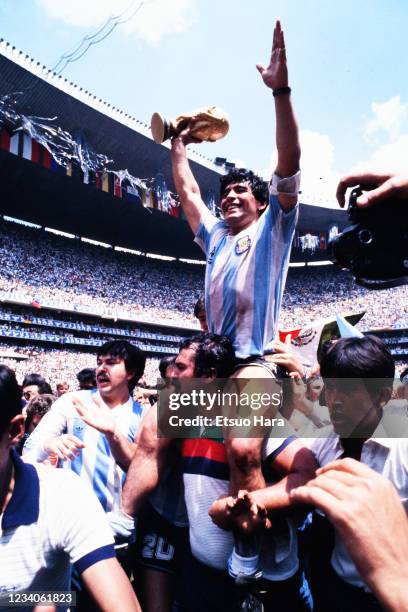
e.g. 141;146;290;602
272;86;291;97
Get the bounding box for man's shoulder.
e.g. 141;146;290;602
303;427;339;460
208;218;228;239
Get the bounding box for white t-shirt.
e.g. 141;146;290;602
0;450;115;611
182;429;300;581
309;425;408;589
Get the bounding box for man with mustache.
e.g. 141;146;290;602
0;365;141;612
23;340;146;530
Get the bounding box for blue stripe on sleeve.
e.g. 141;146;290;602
266;435;297;465
74;544;115;574
92;433;111;511
195;222;211;254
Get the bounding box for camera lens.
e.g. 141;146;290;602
358;229;373;245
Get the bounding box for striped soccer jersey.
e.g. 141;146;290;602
181;434;300;580
23;390;144;514
195;191;298;359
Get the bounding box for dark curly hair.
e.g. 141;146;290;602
219;169;268;205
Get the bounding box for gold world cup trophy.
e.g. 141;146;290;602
150;106;229;144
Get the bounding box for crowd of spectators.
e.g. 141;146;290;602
0;222;203;327
0;342;160;389
1;221;407;334
281;266;408;330
0;219;407;389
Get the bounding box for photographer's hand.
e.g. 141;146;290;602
290;459;408;611
336;172;408;208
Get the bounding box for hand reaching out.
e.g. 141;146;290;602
268;334;304;377
43;433;85;461
256;20;289;90
290;458;408;609
73;393;116;436
336;172;408;208
209;490;271;534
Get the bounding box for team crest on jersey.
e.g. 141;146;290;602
235;235;251;255
292;327;317;347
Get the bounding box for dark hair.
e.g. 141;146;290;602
400;367;408;383
179;333;236;378
76;368;96;389
0;365;22;435
25;393;55;432
22;373;52;395
220;169;268;206
320;336;395;391
194;297;205;318
317;339;338;365
97;340;146;392
159;356;176;379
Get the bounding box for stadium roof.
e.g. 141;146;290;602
0;41;349;260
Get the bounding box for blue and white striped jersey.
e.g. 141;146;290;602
23;390;145;518
195;190;297;359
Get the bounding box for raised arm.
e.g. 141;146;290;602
171;126;213;235
256;20;301;211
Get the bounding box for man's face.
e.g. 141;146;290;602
220;181;264;233
171;348;197;379
22;385;40;402
324;379;382;436
96;354;131;396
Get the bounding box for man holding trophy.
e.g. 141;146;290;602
168;18;303;589
147;20;305;604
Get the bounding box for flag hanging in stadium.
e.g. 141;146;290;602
124;183;142;205
0;127;10;151
2;129;187;219
114;175;123;198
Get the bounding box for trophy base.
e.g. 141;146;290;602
151;112;172;144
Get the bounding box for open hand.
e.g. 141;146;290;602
73;393;116;436
256;20;288;90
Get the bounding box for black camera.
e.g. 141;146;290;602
327;185;408;288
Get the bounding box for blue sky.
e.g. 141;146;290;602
1;0;408;206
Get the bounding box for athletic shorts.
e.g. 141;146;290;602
134;502;189;575
234;354;288;379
